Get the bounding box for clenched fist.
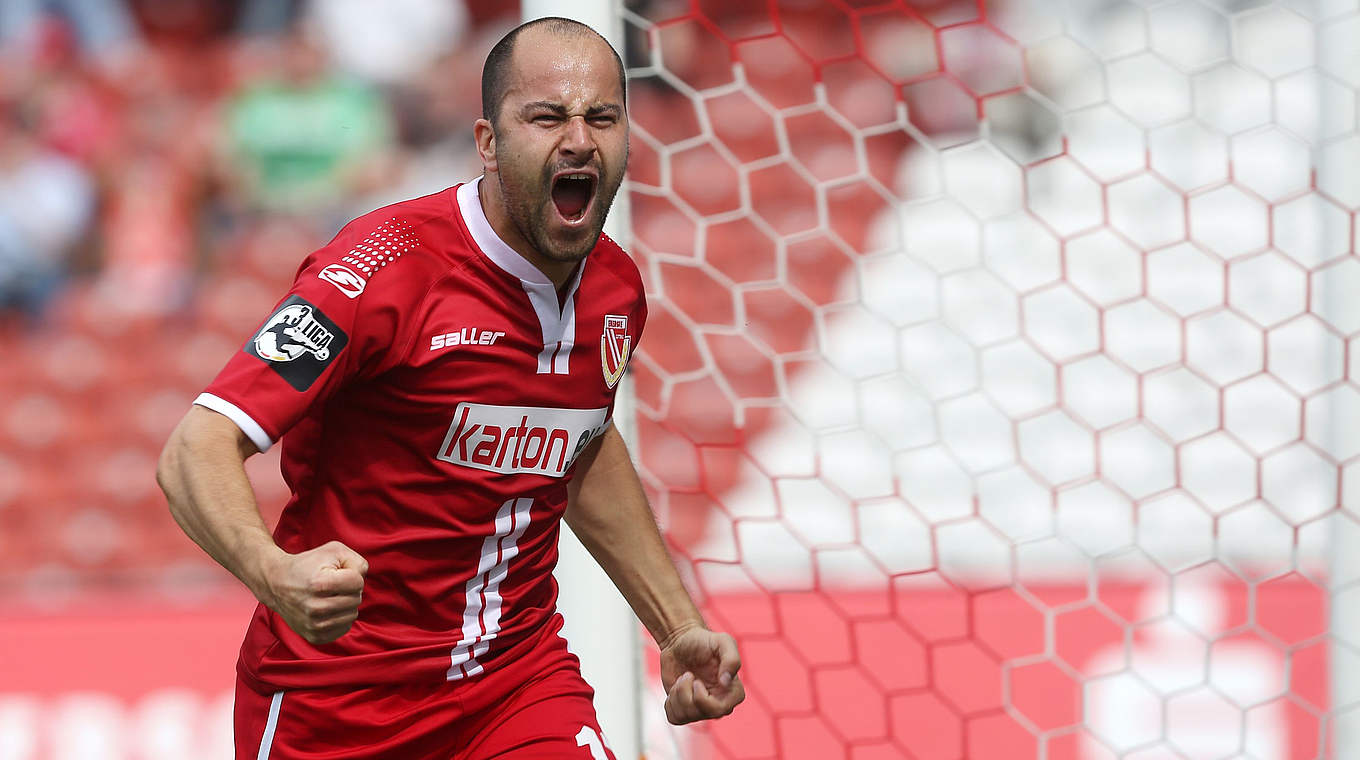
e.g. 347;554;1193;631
260;540;368;645
660;625;745;725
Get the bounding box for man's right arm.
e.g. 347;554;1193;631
156;405;368;645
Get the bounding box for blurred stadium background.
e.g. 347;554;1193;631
1;0;1359;758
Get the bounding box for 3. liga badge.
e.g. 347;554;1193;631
600;314;631;389
245;295;348;391
255;304;335;362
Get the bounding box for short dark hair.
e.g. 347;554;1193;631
480;17;627;128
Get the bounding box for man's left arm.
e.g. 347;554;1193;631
565;425;746;725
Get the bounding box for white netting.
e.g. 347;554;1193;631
620;1;1360;758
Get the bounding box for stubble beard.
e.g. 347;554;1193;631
495;147;626;264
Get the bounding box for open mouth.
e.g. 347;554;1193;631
551;172;595;223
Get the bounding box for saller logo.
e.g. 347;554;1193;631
436;402;609;478
318;264;366;298
601;314;631;389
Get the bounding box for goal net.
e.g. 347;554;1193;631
612;0;1360;758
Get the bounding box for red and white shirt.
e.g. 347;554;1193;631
197;178;646;691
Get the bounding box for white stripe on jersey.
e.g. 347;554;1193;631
447;497;534;680
552;290;577;375
523;277;582;375
256;690;284;760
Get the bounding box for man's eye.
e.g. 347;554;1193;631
533;115;562;124
589;116;616;126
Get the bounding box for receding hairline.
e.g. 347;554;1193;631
480;17;627;126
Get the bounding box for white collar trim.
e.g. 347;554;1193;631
457;176;556;286
457;177;586;375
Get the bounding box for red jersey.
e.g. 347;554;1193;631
198;179;646;691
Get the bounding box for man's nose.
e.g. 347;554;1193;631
560;116;595;157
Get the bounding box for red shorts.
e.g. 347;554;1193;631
233;655;617;760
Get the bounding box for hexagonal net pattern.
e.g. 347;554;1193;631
618;1;1360;758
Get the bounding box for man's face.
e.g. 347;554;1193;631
489;32;628;264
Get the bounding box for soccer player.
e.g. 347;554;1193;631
156;17;744;759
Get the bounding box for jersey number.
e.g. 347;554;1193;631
575;726;611;760
446;497;534;680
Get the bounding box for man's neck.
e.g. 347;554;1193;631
478;176;578;289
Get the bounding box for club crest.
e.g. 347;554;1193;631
600;314;631;389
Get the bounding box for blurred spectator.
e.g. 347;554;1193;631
236;0;304;38
304;0;468;87
0;0;139;65
354;19;512;213
126;0;235;47
0;104;96;318
93;49;213;319
217;27;395;216
0;16;124;168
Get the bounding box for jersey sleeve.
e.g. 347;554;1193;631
198;217;428;451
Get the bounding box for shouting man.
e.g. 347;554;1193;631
158;17;744;759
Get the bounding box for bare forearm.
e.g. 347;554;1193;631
157;407;283;602
158;408;369;644
566;426;704;646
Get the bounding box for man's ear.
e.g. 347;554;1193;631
474;118;497;173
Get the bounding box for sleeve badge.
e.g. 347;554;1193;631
245;295;349;391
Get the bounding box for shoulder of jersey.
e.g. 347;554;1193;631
312;189;459;299
593;232;644;294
